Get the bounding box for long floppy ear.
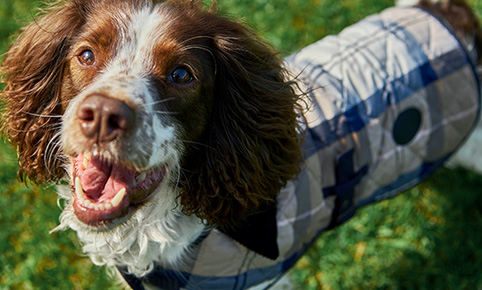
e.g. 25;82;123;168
1;2;86;183
179;15;302;227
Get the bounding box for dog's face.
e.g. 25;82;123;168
1;0;301;274
60;1;216;227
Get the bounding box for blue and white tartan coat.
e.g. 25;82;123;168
120;6;481;290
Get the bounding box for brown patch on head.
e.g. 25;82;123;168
58;0;218;162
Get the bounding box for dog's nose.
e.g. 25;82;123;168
77;94;135;143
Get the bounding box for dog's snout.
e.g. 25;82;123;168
77;94;135;143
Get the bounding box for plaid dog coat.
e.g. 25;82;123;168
120;6;480;290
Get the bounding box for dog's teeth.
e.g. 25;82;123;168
83;152;92;168
137;172;147;183
111;188;126;207
94;203;106;211
84;198;92;208
75;177;92;209
74;177;85;198
75;176;126;210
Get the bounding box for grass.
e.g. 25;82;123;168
292;168;482;289
1;0;482;289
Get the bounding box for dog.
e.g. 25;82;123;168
1;0;481;289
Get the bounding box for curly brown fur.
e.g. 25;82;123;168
178;18;302;226
1;1;88;183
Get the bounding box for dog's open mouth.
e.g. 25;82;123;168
72;152;166;226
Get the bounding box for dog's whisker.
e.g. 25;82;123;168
44;130;62;173
21;111;63;118
141;97;176;108
179;139;213;150
177;35;216;47
179;45;217;74
152;111;179;115
6;122;62;134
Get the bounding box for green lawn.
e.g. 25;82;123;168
1;0;482;289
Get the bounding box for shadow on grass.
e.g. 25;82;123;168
292;167;482;289
385;168;482;289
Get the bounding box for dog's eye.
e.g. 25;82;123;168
78;49;96;66
169;67;193;84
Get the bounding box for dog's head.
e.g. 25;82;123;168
1;0;301;237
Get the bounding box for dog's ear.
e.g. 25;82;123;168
179;16;302;227
1;2;87;183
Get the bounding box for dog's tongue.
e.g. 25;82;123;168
80;157;134;201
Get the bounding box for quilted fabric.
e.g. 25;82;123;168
120;7;480;290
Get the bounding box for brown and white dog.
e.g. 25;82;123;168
1;0;481;289
2;0;302;282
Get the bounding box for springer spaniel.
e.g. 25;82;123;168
1;0;481;289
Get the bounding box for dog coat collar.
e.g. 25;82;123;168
119;6;480;289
